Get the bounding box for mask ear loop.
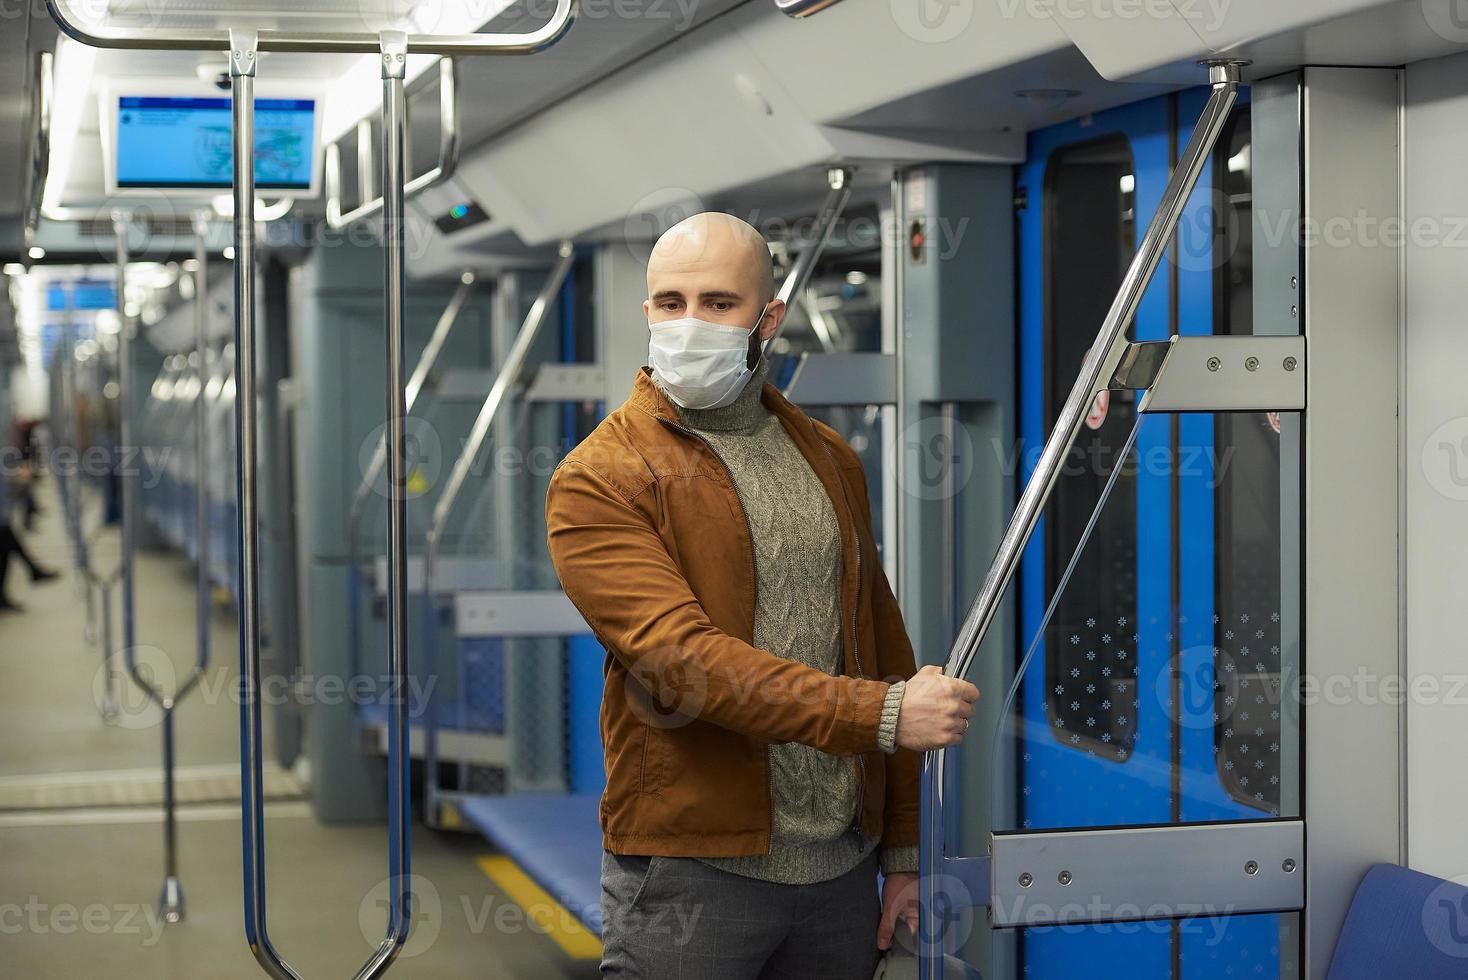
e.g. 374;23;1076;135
746;304;768;370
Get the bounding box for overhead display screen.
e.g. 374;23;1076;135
114;96;317;191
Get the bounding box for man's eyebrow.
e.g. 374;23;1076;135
650;289;685;303
697;290;744;303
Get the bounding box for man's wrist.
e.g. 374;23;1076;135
877;679;906;754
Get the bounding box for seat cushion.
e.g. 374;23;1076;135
460;793;604;936
1328;863;1468;978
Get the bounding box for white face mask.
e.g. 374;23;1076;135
647;307;767;410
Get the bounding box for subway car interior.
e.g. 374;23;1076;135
1;0;1466;977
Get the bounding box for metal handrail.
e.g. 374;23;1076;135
419;244;573;823
916;60;1245;978
765;166;852;350
23;52;53;251
326;58;459;229
773;0;846;18
344;270;478;716
46;0;576;54
113;213;214;925
45;5;576;973
346;271;478;550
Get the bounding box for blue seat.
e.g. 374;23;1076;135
1329;864;1468;978
460;793;604;936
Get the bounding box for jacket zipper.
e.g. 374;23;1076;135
816;433;867;841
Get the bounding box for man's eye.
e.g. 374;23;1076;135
710;302;731;313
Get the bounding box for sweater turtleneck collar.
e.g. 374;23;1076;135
657;358;771;434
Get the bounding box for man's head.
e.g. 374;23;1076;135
644;212;785;341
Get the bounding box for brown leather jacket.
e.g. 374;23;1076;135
545;368;921;858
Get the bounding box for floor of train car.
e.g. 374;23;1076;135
0;490;600;979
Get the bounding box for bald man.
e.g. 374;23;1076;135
546;213;978;978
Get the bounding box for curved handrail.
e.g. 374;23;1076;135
916;59;1245;979
46;0;577;54
419;244;574;823
773;0;846;17
764;166;852;350
326;58;459;229
344;271;478;706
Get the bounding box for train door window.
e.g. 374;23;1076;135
1042;135;1140;761
1210;106;1284;813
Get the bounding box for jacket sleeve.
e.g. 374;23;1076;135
545;458;891;756
828;434;922;856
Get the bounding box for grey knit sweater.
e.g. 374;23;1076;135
658;362;917;884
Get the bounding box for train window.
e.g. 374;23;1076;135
1041;135;1140;762
1210;107;1284;814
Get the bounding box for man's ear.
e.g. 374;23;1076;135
642;298;653;322
759;299;786;341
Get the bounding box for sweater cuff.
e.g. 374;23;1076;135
880;845;919;876
877;680;905;754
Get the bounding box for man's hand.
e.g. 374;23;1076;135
896;665;979;751
878;871;919;951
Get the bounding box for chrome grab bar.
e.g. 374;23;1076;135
916;60;1245;978
773;0;847;18
23;52;53;251
344;271;478;718
326;58;460;229
346;271;479;552
46;0;577;54
765;166;852;351
419;243;574;823
113;212;214;925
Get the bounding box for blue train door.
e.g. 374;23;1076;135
1006;87;1300;978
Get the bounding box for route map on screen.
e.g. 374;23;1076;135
115;96;316;190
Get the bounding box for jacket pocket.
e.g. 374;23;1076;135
637;722;664;797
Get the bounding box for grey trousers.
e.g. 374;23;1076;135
599;849;882;979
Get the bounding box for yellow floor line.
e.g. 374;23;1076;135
476;855;603;961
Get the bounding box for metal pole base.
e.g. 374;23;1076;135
159;875;185;924
99;695;120;726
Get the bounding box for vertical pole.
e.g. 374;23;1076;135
194;214;212;683
228;30;281;975
112;212;135;664
379;28;413;950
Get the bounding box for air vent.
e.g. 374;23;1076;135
78;215;198;238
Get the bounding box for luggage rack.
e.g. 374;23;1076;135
45;1;579;977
